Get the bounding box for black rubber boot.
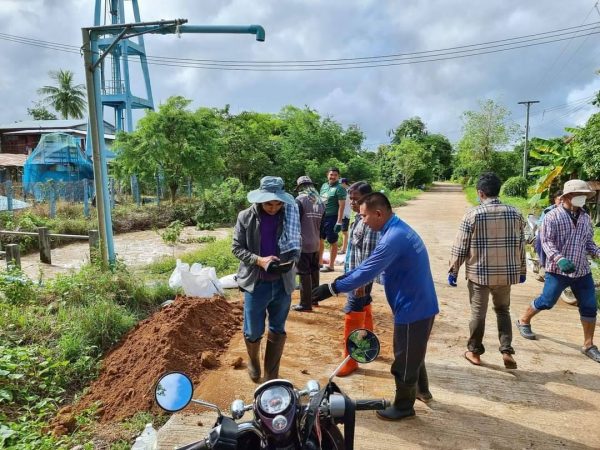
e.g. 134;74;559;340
416;364;433;403
264;331;286;381
244;337;261;383
376;381;416;421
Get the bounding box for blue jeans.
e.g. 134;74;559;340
533;272;597;321
344;282;373;313
243;279;292;342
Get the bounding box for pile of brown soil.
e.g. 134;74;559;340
52;295;242;433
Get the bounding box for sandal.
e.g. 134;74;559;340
502;353;518;369
515;320;536;340
582;345;600;363
464;351;481;366
319;266;334;273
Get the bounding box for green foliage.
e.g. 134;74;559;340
114;96;224;202
146;237;238;278
386;188;422;207
27;101;57;120
0;267;38;305
159;220;184;246
453;99;521;180
574;112;600;179
0;261;176;447
378;140;431;189
37;69;86;119
527;135;582;204
501;176;529;198
196;178;248;225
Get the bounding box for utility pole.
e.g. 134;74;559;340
518;100;539;178
82;20;265;268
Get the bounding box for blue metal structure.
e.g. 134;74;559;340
82;18;265;267
94;0;154;132
23;133;93;201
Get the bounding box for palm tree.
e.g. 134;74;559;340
37;69;87;119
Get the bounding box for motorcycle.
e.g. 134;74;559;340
154;329;388;450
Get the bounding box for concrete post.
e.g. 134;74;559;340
6;244;21;269
38;227;52;264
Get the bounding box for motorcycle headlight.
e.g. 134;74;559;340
258;385;291;415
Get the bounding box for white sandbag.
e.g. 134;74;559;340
219;273;239;289
168;259;190;289
322;250;345;266
180;265;224;297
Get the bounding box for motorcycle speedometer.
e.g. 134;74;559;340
259;386;291;415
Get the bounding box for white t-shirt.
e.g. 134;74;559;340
342;188;351;218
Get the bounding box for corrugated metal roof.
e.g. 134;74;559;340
0;119;87;130
0;119;116;133
0;153;28;167
3;129;115;140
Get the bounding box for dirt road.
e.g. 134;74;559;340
158;182;600;449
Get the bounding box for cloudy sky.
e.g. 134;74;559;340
1;0;600;149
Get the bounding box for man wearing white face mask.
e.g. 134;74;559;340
516;179;600;363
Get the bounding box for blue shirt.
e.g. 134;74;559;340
334;214;439;324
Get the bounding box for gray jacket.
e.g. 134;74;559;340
232;204;299;294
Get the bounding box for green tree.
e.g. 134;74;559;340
454;99;521;180
390;116;427;143
113;96;223;202
574;112;600;179
27;101;57;120
381;140;430;190
528;134;582;202
37;69;87;119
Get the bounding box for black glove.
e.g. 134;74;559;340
312;283;338;302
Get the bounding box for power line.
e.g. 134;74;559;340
1;22;600;71
534;3;598;90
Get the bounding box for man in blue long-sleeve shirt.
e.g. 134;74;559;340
312;192;439;421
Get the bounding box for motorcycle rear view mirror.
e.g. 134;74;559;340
346;329;380;363
155;372;194;413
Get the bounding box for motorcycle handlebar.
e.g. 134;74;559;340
176;439;210;450
355;399;389;411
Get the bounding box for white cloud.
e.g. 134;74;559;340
1;0;599;145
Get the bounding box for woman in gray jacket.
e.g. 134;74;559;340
232;176;301;382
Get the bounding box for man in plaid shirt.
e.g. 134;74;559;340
336;181;380;377
516;179;600;363
449;172;526;369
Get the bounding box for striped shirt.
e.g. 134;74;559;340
450;198;526;286
540;206;600;278
345;215;380;272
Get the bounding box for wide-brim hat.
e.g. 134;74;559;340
247;176;295;205
561;179;595;199
294;175;314;191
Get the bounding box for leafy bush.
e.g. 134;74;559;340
0;267;38;305
195;178;248;225
146;237;238;277
501;176;529;198
158;220;184;246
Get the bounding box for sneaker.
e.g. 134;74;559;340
320;266;334;273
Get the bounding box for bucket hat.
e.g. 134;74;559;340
561;179;595;198
294;175;314;191
247;176;295;204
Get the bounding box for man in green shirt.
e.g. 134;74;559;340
319;167;347;272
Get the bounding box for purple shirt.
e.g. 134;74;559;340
260;210;280;280
541;206;600;278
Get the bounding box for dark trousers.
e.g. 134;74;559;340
298;252;320;308
467;280;514;355
391;316;435;409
